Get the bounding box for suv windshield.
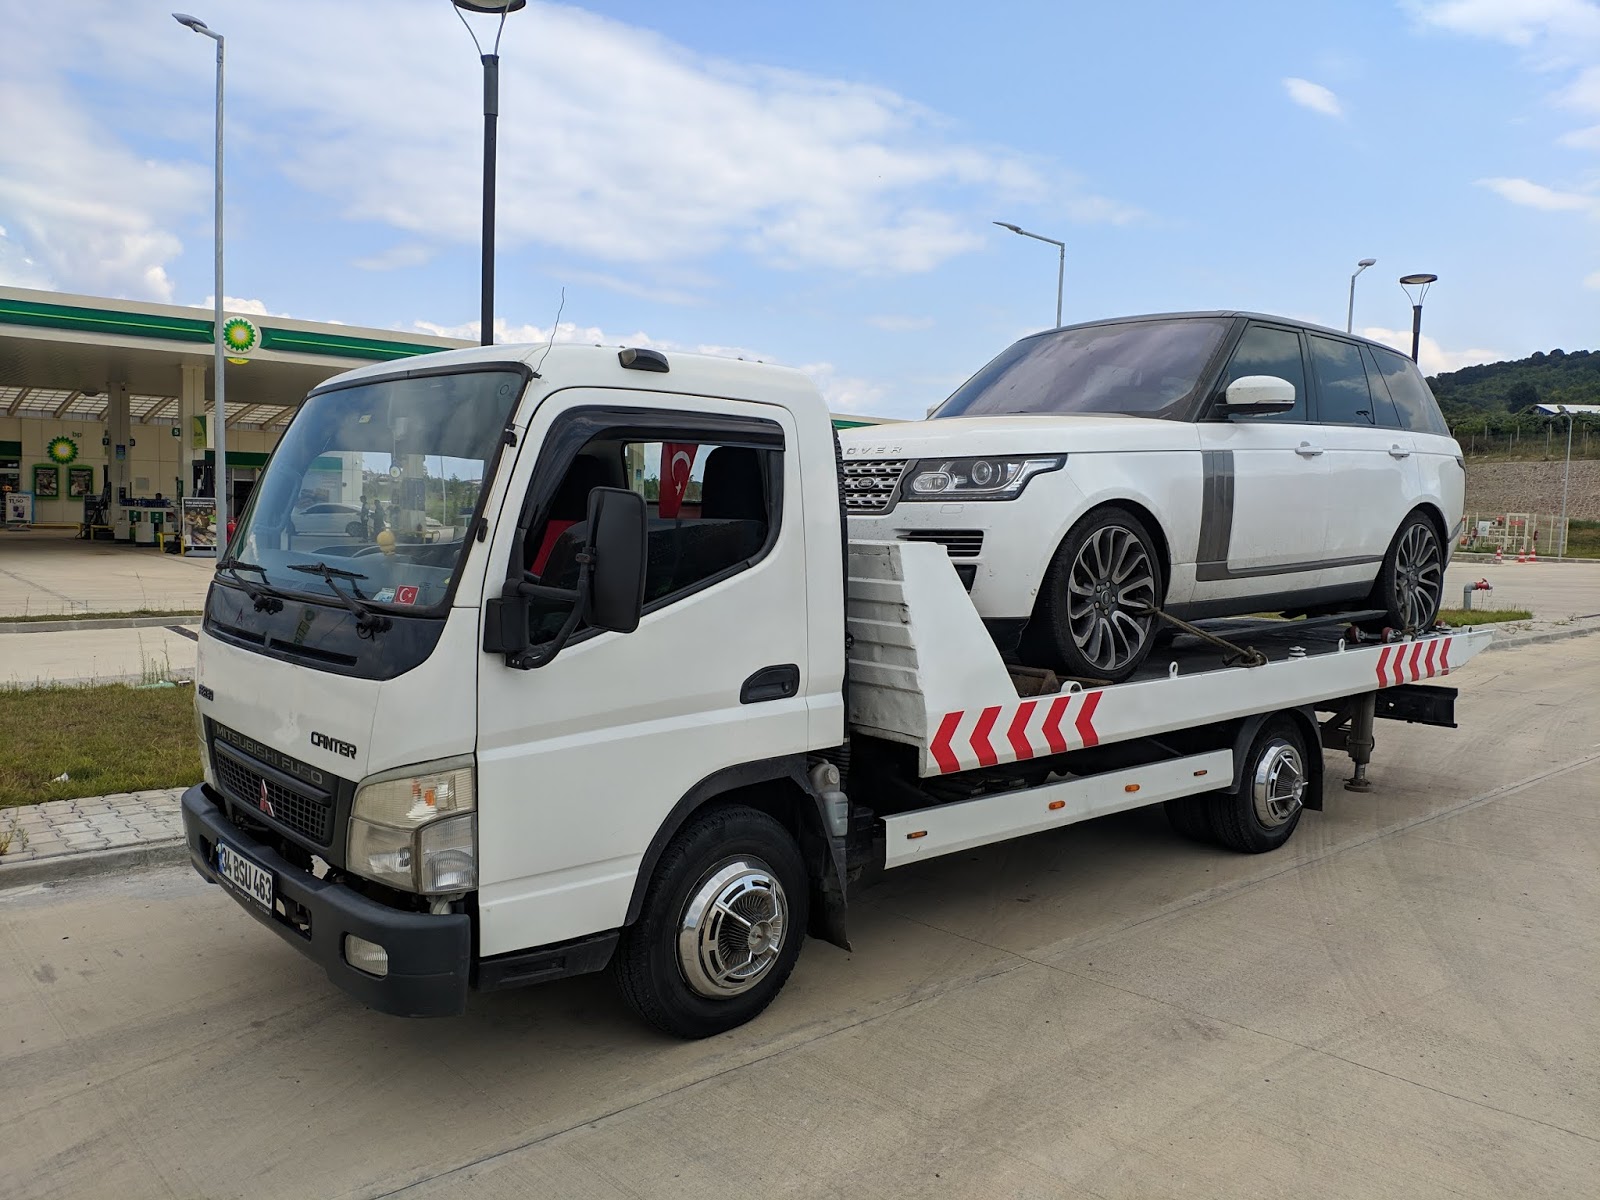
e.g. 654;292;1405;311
225;368;525;611
932;317;1231;420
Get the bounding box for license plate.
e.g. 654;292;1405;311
216;841;274;912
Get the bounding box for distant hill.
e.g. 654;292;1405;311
1427;349;1600;423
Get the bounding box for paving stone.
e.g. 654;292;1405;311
51;821;94;835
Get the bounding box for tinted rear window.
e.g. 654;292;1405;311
932;318;1231;420
1368;347;1450;435
1308;335;1378;425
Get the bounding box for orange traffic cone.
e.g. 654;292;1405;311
1516;550;1527;563
1529;548;1538;563
1493;547;1503;564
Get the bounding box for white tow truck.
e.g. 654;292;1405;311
182;343;1487;1037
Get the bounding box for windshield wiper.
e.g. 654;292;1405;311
218;560;283;614
286;562;391;638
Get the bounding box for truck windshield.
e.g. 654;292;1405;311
224;368;525;612
931;317;1231;420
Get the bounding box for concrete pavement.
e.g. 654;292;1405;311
1;634;1596;1199
0;528;212;618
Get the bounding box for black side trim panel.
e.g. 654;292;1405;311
473;931;620;991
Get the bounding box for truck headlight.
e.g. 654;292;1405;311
903;455;1065;500
347;756;476;894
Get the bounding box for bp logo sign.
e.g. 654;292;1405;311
47;436;78;464
221;316;260;358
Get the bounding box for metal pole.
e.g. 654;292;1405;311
1559;413;1572;559
1055;242;1064;329
213;33;228;559
1410;303;1423;363
1347;273;1357;333
479;53;498;346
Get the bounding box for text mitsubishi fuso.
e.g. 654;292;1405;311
182;343;1487;1038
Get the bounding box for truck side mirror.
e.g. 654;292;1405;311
1222;375;1296;416
582;487;646;634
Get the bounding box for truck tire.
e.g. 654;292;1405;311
1207;717;1309;853
1164;796;1214;844
613;805;809;1039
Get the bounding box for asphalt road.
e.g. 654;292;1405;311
2;634;1598;1199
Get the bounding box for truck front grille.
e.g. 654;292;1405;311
214;744;334;846
842;459;908;513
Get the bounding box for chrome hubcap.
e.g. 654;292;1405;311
1394;524;1442;630
1252;739;1306;828
1067;525;1157;673
676;858;788;998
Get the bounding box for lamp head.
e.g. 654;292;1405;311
1399;273;1438;286
171;12;208;32
452;1;527;11
1357;257;1377;268
993;221;1023;234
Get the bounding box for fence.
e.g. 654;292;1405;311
1455;424;1596;459
1459;512;1571;556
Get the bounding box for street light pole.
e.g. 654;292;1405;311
1399;273;1438;365
993;221;1066;328
173;12;228;559
453;1;525;347
1346;257;1375;333
1558;406;1573;559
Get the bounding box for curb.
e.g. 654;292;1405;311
0;838;189;889
1483;620;1600;653
0;616;202;635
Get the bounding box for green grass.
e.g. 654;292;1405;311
1564;520;1600;559
0;684;202;808
0;609;202;624
1434;608;1534;627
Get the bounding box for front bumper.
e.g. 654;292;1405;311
182;784;471;1017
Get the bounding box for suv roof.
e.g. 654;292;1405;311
1018;311;1413;359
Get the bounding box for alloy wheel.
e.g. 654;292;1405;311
1394;523;1443;630
1066;524;1158;675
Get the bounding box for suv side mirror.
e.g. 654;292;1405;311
1223;375;1296;416
582;486;646;634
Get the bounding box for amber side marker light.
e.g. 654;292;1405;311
1124;784;1141;793
907;830;927;840
1048;800;1066;811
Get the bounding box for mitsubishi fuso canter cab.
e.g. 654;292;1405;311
182;342;1488;1038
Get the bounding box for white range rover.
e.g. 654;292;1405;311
841;312;1464;682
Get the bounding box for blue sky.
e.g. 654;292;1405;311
2;0;1597;416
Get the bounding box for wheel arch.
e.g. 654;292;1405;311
623;755;850;948
1223;706;1324;812
1031;498;1176;620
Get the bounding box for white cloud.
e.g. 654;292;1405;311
1282;77;1343;118
0;74;204;300
1409;0;1600;49
866;314;935;332
351;244;436;272
1558;64;1600;113
3;1;1138;298
558;270;706;307
1584;270;1600;288
1360;326;1501;375
797;362;889;413
1477;176;1598;212
1558;123;1600;148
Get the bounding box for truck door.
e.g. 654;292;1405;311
474;391;811;956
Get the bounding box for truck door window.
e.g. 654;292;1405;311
527;435;779;643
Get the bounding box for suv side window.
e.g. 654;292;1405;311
526;431;780;642
1307;334;1382;426
1222;324;1307;421
1368;346;1451;435
1358;346;1403;428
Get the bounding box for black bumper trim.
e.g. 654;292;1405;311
181;784;471;1017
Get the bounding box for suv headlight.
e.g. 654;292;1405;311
347;756;476;894
903;455;1065;500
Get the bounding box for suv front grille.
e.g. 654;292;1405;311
901;529;984;558
842;459;908;513
214;744;334;846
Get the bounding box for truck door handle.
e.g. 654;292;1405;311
1295;442;1324;458
741;664;800;704
1388;444;1411;459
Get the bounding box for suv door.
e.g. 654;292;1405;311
1192;322;1329;600
474;390;812;955
1367;345;1464;554
1306;333;1420;574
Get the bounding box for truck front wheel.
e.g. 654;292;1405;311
614;805;809;1038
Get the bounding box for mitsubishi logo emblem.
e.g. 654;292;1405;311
258;780;275;818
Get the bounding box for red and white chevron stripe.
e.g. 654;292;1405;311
1375;636;1451;688
929;690;1103;775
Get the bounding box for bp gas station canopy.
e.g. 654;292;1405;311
0;285;472;430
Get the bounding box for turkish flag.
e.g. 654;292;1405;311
659;443;698;518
